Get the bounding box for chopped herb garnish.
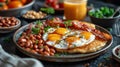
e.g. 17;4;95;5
40;8;55;14
39;46;44;49
35;40;39;45
36;20;42;27
44;26;51;32
64;20;72;28
32;27;40;34
54;53;61;57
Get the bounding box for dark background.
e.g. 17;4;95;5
0;0;120;67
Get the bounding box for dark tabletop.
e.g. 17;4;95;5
0;0;120;67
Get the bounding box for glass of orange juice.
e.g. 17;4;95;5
64;0;87;20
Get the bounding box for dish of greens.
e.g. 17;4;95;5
89;7;115;18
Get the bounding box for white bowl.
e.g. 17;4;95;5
112;45;120;62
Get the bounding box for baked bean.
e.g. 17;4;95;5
33;45;38;49
26;41;31;48
50;48;56;53
20;38;27;43
36;35;41;39
39;40;43;44
43;51;50;56
35;49;39;52
25;48;31;52
19;43;25;47
30;44;34;48
31;50;37;54
50;52;54;56
44;45;50;52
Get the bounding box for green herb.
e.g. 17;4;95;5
36;20;42;27
54;53;61;57
40;8;55;14
35;40;39;45
39;46;44;49
44;26;51;32
32;27;40;34
64;20;72;28
89;7;115;18
3;37;11;42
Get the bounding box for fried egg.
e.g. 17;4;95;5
43;27;95;49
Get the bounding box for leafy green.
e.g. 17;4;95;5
36;20;42;27
35;40;39;45
89;7;115;18
32;27;40;34
44;26;51;32
64;20;72;28
40;8;55;14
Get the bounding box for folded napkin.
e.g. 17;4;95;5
0;45;44;67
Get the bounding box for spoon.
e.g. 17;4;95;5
110;7;120;18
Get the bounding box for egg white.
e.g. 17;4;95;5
43;28;95;49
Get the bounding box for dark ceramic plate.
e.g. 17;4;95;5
13;22;113;62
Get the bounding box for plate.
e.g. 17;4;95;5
13;23;113;62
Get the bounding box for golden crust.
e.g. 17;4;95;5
56;39;107;53
82;21;95;29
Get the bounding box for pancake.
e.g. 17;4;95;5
56;39;107;53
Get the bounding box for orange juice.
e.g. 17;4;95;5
64;0;87;20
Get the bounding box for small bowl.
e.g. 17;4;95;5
0;0;35;17
89;8;120;28
21;10;50;22
0;17;21;33
112;45;120;63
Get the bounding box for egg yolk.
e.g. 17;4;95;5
48;34;61;41
81;31;92;40
66;36;80;44
54;28;68;35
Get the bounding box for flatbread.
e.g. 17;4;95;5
56;39;107;53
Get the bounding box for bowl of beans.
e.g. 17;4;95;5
0;16;21;33
112;45;120;63
21;10;49;22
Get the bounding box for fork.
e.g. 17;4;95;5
114;20;120;37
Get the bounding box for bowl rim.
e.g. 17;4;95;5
88;8;120;19
0;17;21;29
0;0;35;12
112;45;120;59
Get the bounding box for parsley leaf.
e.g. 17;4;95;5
64;20;72;28
36;20;42;27
44;26;51;32
32;27;40;34
40;8;55;14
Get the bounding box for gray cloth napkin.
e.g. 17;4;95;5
0;45;43;67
